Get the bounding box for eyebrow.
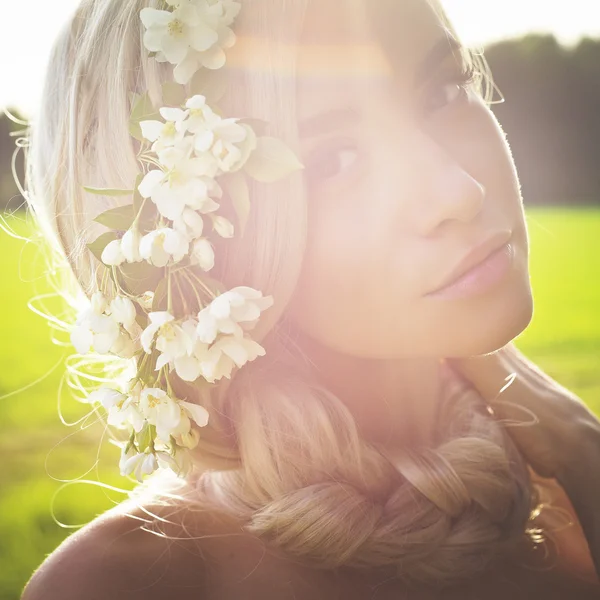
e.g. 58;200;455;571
299;106;361;140
298;35;465;140
414;34;464;87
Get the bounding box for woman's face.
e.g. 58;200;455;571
287;0;533;359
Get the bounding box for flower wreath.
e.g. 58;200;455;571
71;0;303;483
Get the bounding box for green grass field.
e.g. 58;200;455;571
0;207;599;599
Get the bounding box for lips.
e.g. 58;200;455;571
427;230;513;295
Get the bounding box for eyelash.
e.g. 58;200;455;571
427;64;478;111
305;65;479;186
305;140;360;187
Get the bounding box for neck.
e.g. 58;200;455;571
295;333;443;450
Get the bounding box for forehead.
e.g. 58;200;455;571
296;0;448;114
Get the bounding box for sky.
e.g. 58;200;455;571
1;0;600;116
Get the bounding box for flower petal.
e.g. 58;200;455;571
71;325;93;354
174;355;202;382
180;400;209;427
139;169;165;198
173;53;200;85
139;120;165;142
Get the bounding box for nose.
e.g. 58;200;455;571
411;138;486;237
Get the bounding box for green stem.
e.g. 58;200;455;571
139;155;163;170
180;269;208;309
100;267;110;297
110;266;138;301
167;269;173;314
165;371;175;398
132;195;147;229
173;271;190;315
111;266;126;296
186;269;218;302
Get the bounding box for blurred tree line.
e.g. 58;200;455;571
1;32;599;210
486;34;600;206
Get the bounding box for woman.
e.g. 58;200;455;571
19;0;600;597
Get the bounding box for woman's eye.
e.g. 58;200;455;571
305;143;360;185
424;66;476;113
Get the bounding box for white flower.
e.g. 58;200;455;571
139;227;189;267
184;95;219;136
111;330;139;359
142;313;202;378
172;336;211;381
211;214;234;238
141;311;175;353
153;397;208;442
180;399;209;428
101;239;126;266
190;238;215;271
184;95;257;174
138;138;219;221
198;335;266;383
170;1;242;84
91;291;108;315
89;386;145;432
120;228;143;263
140;107;188;153
156;447;192;478
142;317;209;382
138;291;155;310
110;296;137;333
211;120;257;173
172;207;205;241
139;387;183;441
140;1;242;85
178;427;200;450
142;312;195;358
88;387;124;409
155;317;198;371
71;299;120;355
196;287;273;344
140;3;219;83
119;446;158;482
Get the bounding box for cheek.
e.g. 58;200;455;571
289;191;421;356
288;99;532;357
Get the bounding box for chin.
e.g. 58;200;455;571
445;278;534;357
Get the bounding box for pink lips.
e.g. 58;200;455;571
426;233;514;300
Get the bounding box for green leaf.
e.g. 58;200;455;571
152;276;169;312
134;301;148;330
243;136;305;183
132;173;157;233
223;171;250;236
137;347;159;383
132;173;145;215
190;68;228;104
238;117;269;137
129;121;144;143
130;91;160;123
93;204;135;231
83;186;134;196
161;81;187;107
192;272;227;298
138;202;158;235
136;423;156;453
118;262;164;296
129;91;161;142
86;232;120;263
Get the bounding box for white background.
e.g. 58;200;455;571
1;0;599;116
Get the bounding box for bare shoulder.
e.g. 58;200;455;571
23;493;598;600
19;497;327;600
20;499;213;600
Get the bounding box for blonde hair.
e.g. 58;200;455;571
20;0;548;590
